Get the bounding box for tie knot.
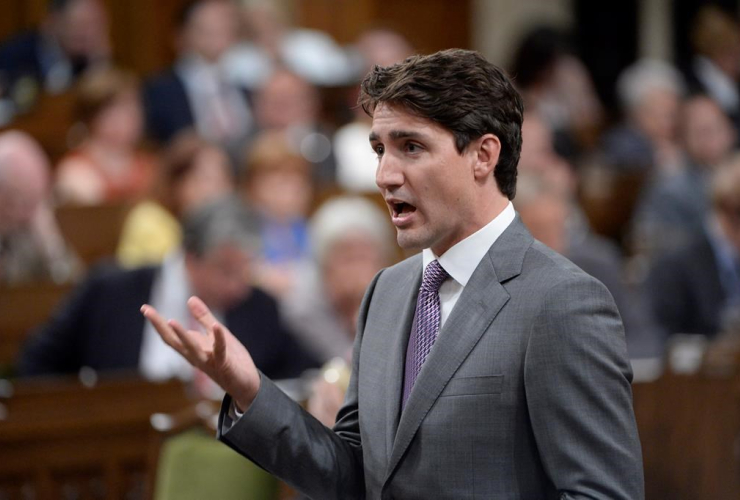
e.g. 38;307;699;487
421;260;449;293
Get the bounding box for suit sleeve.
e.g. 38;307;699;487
217;270;384;499
524;274;644;500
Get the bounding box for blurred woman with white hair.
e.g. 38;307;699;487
600;59;686;175
281;195;395;427
281;195;395;364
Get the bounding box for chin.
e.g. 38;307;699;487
396;230;431;253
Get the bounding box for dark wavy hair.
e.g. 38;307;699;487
359;48;523;200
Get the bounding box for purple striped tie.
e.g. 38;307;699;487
402;260;449;408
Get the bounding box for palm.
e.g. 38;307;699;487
141;296;261;409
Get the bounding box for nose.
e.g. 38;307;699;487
375;153;403;191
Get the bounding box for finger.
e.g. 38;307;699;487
141;305;185;352
187;296;219;332
213;323;227;364
169;319;209;365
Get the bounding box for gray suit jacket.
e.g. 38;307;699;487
218;218;644;499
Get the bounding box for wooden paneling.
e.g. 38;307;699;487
0;0;189;78
2;0;472;77
103;0;188;77
0;282;74;372
295;0;375;45
296;0;472;53
0;0;45;44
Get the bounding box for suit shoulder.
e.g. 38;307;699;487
245;286;278;308
375;253;421;283
523;240;611;297
143;69;184;95
81;264;156;297
382;253;422;274
227;286;280;324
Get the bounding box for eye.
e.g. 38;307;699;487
373;144;385;158
404;142;423;154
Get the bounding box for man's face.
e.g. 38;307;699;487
185;243;251;311
54;0;109;58
255;72;319;129
682;98;736;168
0;143;49;234
182;0;239;63
370;104;481;255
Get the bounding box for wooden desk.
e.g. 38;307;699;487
633;368;740;499
0;375;201;500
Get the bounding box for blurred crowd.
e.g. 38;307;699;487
3;0;740;426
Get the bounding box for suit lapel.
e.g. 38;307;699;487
384;218;533;482
383;260;422;463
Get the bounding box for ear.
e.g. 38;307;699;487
472;134;501;181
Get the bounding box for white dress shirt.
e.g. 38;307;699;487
176;55;253;143
139;250;225;381
422;202;516;328
694;56;740;114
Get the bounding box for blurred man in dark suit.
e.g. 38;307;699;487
648;155;740;338
18;197;317;382
142;0;254;161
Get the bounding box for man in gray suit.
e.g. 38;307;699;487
142;49;644;499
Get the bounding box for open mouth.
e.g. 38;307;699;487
392;201;417;218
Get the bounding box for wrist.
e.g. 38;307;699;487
233;374;261;412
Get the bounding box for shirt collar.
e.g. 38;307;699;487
695;56;739;110
422;202;515;286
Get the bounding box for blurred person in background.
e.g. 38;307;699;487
630;94;737;261
334;28;415;193
518;111;577;196
252;69;336;186
223;0;352;89
647;154;740;339
18;197;318;382
0;130;80;285
684;6;740;133
282;196;394;364
143;0;254;163
0;0;110;121
292;196;394;428
600;59;685;175
515;173;662;358
510;26;603;161
55;67;156;205
240;131;314;298
117;132;235;268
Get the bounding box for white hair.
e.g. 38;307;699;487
616;59;686;110
310;196;394;265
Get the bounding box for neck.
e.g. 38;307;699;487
431;196;509;256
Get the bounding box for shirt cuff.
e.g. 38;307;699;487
227;399;244;421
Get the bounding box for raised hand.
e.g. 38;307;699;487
141;296;261;410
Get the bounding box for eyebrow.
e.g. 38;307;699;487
368;130;427;142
